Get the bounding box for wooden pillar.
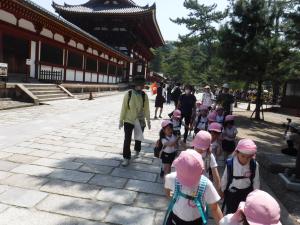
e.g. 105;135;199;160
34;41;40;79
83;54;86;83
0;30;3;62
63;49;67;82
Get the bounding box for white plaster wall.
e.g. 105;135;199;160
66;69;75;81
68;40;76;47
99;75;104;83
77;43;84;50
0;10;17;25
87;48;93;54
103;75;108;83
54;33;65;43
85;72;92;82
30;41;36;78
40;28;53;39
40;65;52;71
19;19;36;32
92;73;98;82
93;50;98;56
53;67;63;72
76;71;83;81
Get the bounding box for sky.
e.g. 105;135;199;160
31;0;228;41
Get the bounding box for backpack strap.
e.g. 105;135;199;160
127;90;145;110
163;180;181;225
195;176;208;224
222;157;234;212
249;159;256;188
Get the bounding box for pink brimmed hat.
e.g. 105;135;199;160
225;115;235;122
196;101;202;107
161;120;172;128
231;190;281;225
192;130;212;150
208;122;222;133
236;139;257;155
208;111;217;122
172;149;204;188
173;110;182;119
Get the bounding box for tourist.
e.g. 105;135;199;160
177;85;197;143
171;83;182;109
193;105;209;135
222;115;238;159
164;150;223;225
192;131;221;192
282;121;299;157
216;83;235;116
208;122;223;160
202;85;214;110
171;109;182;137
159;120;179;177
119;76;151;167
166;84;172;104
154;82;165;119
220;190;281;225
221;139;260;214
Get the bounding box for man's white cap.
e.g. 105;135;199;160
222;83;229;89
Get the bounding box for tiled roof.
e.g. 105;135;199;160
53;3;153;14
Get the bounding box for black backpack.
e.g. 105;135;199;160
154;139;163;158
128;90;146;109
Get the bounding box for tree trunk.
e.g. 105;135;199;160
255;80;263;120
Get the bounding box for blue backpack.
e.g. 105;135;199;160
163;176;208;225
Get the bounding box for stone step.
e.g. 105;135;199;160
26;87;60;91
24;84;57;88
39;96;71;102
36;94;69;99
31;90;65;95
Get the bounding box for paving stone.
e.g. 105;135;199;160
154;211;165;225
0;187;48;207
75;157;120;167
37;194;110;221
132;157;153;165
67;149;106;158
135;193;168;210
89;174;127;188
125;179;165;196
105;204;155;225
0;203;8;213
0;171;12;180
1;147;32;154
32;158;82;170
0;160;20;171
7;154;39;163
49;152;76;160
41;179;100;199
127;162;161;173
103;153;123;161
63;142;96;150
1;174;49;190
0;152;13;159
96;187;137;205
0;185;9;194
112;168;157;182
0;207;104;225
11;164;54;177
48;169;94;183
28;150;55;157
79;163;113;175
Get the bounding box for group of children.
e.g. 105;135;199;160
156;105;282;225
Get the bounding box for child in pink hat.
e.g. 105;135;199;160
222;115;238;159
221;139;260;215
193;105;209;135
220;190;281;225
164;150;223;225
208;111;217;124
158;120;179;177
208;122;223;160
192;131;221;193
216;106;225;124
171;109;182;137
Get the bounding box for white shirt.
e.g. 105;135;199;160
223;126;238;141
162;135;177;154
196;116;208;130
172;119;181;131
221;156;260;192
201;152;218;176
165;172;221;221
220;214;241;225
202;92;214;107
211;140;221;157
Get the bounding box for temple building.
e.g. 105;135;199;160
0;0;164;84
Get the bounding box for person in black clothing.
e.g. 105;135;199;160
171;83;182;109
155;82;165;119
177;85;197;143
216;83;235;116
166;84;172;104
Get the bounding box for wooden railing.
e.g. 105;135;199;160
39;70;63;83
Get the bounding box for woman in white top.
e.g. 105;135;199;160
202;86;214;109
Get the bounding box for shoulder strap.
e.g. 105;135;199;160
195;176;208;224
225;158;234;192
127;90;132;109
250;159;256;187
141;91;145;108
163;180;181;225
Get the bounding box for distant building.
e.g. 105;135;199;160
282;79;300;109
0;0;164;84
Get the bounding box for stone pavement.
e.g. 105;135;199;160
0;92;217;225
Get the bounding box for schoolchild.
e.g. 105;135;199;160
220;190;281;225
222;115;238;159
215;106;225;124
172;109;182;137
207;111;217;125
194;105;209;135
164;150;223;225
221;139;260;214
208;122;223;159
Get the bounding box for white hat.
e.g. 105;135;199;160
222;83;229;89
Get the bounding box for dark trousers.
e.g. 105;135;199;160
167;211;203;225
224;186;253;214
182;114;192;142
123;122;144;159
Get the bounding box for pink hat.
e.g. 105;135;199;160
208;111;217;122
196;101;202;107
225;115;235;122
172;149;204;188
231;190;281;225
236;139;257;155
208;122;222;133
161;120;172;128
192;131;212;150
173;110;182;119
199;105;208;111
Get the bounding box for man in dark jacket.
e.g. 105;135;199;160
216;83;234;116
171;83;182;109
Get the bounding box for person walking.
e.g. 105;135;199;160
171;83;182;109
202;85;214;110
119;77;151;167
155;82;165;119
216;83;235;116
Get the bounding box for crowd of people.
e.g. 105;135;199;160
119;77;282;225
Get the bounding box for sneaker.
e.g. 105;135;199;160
154;116;158;119
132;151;140;159
121;159;130;167
159;115;162;118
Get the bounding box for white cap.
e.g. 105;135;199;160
222;83;229;89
